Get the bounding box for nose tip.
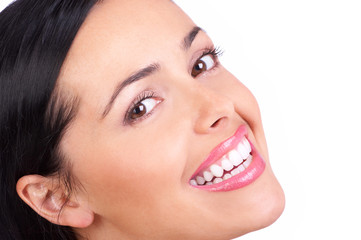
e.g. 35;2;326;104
193;89;234;134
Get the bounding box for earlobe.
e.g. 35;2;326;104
16;175;94;228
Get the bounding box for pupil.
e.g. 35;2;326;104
192;60;206;77
195;61;204;71
132;104;145;118
135;105;143;114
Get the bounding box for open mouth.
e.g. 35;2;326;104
189;125;265;191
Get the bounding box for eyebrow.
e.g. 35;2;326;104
182;26;202;50
102;26;202;118
102;63;160;117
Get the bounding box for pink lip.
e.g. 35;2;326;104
189;125;266;192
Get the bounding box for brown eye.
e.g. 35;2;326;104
130;102;146;119
191;54;215;77
129;98;161;120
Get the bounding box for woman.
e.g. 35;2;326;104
0;0;285;239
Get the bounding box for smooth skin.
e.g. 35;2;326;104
17;0;285;239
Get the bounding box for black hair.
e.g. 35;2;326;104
0;0;98;239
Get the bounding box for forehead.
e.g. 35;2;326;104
64;0;194;70
59;0;194;96
84;0;191;40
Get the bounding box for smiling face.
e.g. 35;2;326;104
58;0;285;239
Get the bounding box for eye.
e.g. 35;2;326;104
129;98;160;120
191;54;216;78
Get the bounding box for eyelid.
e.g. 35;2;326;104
190;45;223;77
123;90;163;125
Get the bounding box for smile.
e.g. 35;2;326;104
189;125;266;191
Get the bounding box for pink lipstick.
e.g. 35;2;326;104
189;125;265;191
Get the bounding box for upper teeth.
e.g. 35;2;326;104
190;137;253;186
221;158;233;171
228;150;242;166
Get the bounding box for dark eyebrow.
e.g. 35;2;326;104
182;26;202;50
102;26;202;118
102;63;160;118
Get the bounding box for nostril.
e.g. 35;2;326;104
210;118;223;128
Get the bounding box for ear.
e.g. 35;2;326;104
16;174;94;228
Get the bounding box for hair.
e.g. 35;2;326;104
0;0;98;239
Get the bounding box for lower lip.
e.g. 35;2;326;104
191;133;266;192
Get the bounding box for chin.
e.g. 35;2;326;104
198;169;285;240
234;167;285;239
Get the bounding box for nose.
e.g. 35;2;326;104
192;84;235;134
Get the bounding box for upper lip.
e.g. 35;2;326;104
190;125;248;180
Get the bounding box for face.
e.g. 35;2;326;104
59;0;285;239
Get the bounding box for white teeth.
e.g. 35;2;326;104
210;164;224;178
223;173;232;180
242;137;252;153
213;178;223;184
237;142;249;159
237;164;246;172
203;170;214;182
191;137;254;187
231;168;240;176
221;158;234;171
196;176;205;185
243;154;253;168
190;179;197;186
228;150;242;166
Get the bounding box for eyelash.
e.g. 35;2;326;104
124;46;223;125
190;45;223;78
200;46;223;69
202;46;223;59
124;90;158;125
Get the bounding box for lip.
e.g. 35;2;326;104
189;125;266;192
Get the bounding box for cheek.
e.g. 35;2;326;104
63;118;188;220
211;70;268;156
209;69;261;124
231;80;267;149
226;76;261;127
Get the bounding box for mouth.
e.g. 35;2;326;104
189;125;266;191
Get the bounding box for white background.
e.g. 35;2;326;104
1;1;361;239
